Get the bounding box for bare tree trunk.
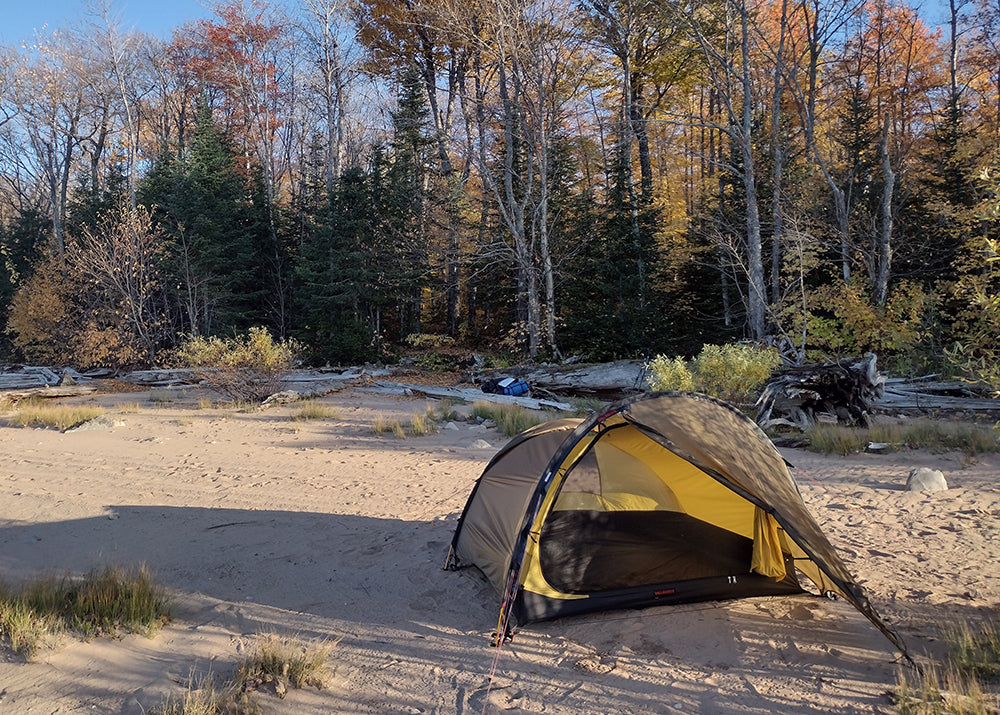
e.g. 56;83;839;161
874;114;894;306
738;0;766;339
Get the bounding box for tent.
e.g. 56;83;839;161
447;391;908;657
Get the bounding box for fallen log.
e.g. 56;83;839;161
756;353;884;430
358;381;574;412
475;360;647;398
0;385;97;403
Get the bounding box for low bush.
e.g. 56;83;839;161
175;327;298;403
647;343;782;405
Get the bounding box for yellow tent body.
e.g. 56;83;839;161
448;392;907;657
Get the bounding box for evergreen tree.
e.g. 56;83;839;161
0;208;50;360
295;166;375;364
139;96;258;336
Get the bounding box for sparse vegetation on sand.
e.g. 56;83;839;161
893;614;1000;714
472;400;544;437
291;401;341;421
3;398;105;432
153;633;332;714
0;564;170;659
806;419;1000;457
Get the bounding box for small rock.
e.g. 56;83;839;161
261;390;300;406
906;467;947;492
469;439;492;449
443;421;460;431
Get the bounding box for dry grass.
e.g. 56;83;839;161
234;632;333;695
806;419;1000;456
153;672;259;715
894;614;1000;714
291;401;341;421
0;564;170;660
117;402;142;414
153;633;333;713
5;402;105;432
471;400;544;437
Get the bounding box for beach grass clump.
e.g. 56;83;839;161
0;564;170;659
153;672;258;715
153;633;332;713
234;632;333;695
5;403;105;432
471;400;544;437
291;401;341;422
947;618;1000;681
806;419;1000;456
408;412;436;436
116;402;142;414
893;614;1000;714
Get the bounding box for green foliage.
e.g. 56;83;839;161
804;280;928;362
175;327;298;403
945;237;1000;392
647;343;781;404
0;564;170;659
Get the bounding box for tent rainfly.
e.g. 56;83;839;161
447;391;909;659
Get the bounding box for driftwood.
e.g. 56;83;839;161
0;385;97;403
477;360;647;398
877;378;1000;411
358;381;574;412
756;353;885;430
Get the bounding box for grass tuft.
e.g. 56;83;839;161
471;400;544;437
0;564;170;659
893;614;1000;714
117;402;142;414
291;401;341;421
408;412;436;436
6;403;105;432
153;672;258;715
235;633;333;696
806;419;1000;456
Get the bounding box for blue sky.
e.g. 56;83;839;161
0;0;958;49
1;0;216;45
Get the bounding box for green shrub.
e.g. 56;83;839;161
646;355;694;392
175;327;298;403
647;344;782;404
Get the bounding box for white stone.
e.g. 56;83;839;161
906;467;947;492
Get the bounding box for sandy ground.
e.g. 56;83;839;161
1;384;999;714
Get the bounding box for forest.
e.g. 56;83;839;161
1;0;999;382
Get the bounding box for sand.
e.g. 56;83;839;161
1;385;999;714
